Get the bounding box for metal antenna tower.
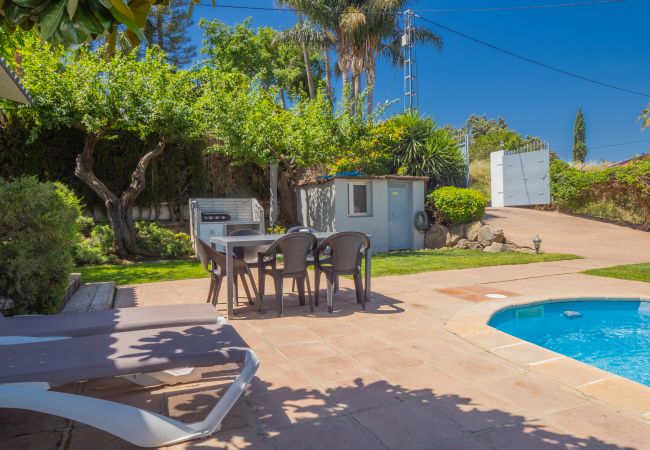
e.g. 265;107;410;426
402;9;418;112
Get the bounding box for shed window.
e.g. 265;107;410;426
348;182;370;216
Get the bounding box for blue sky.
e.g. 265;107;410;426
187;0;650;162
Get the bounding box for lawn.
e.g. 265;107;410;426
75;249;581;286
583;262;650;283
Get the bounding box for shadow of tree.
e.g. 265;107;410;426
170;369;639;450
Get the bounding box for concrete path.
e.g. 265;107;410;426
484;207;649;264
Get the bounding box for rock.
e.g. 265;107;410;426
468;241;484;251
454;238;471;249
516;247;537;254
478;225;505;246
503;243;519;252
425;224;449;249
483;242;506;253
447;224;466;246
466;221;482;241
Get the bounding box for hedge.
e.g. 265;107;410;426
429;186;487;225
0;177;81;314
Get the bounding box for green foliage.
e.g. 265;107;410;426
466;114;544;162
428;186;487;225
390;113;465;188
199;17;323;100
0;0;153;48
143;0;196;67
266;224;287;234
550;157;650;229
2;38;200;142
73;221;193;265
76;260;207;286
134;222;193;258
0;176;80;314
573;109;587;163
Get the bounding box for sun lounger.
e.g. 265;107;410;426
0;322;259;447
0;304;223;343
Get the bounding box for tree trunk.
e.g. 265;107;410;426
279;89;287;109
297;13;315;99
366;56;377;117
277;163;298;226
323;47;333;104
75;133;166;258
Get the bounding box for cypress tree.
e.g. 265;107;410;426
573;108;587;163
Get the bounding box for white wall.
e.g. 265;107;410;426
297;178;426;253
334;178;389;252
296;183;336;231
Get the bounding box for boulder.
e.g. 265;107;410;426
468;241;484;251
478;225;505;246
425;224;449;249
483;242;506;253
447;224;466;246
454;239;471;249
466;221;482;242
516;247;537;254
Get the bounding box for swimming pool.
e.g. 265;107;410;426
489;299;650;386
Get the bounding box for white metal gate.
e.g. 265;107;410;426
490;142;550;207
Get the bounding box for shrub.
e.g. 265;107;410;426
134;222;193;258
429;186;487;225
0;177;81;314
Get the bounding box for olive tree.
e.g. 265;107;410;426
197;70;341;224
2;38;199;256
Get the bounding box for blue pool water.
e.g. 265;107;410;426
489;300;650;386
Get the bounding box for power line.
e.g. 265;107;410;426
415;14;650;99
417;0;624;13
193;1;623;14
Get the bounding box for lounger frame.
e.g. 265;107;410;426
0;349;259;448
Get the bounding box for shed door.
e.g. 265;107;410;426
387;182;411;250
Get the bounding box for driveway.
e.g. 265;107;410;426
484;207;650;264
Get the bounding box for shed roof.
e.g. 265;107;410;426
0;56;31;105
298;174;429;187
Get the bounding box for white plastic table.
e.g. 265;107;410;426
210;232;371;319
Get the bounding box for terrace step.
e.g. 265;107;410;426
63;282;116;313
65;273;81;304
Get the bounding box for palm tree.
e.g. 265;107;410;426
361;0;442;115
274;18;336;102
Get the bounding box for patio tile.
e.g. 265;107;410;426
268;416;381;450
475;420;593;450
396;338;476;363
432;386;528;432
353;347;423;373
577;377;650;416
320;375;405;412
246;388;337;429
259;327;322;346
275;341;339;361
545;403;650;449
67;426;139;450
491;342;562;366
352;401;464;450
249;363;317;396
434;353;525;384
303;321;364;339
530;357;614;387
432;436;490;450
0;408;67;438
167;427;272;449
0;431;66;450
468;329;524;351
296;355;375;384
482;374;584;417
380;363;464;394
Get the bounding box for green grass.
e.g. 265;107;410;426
75;249;581;286
75;260;208;286
583;263;650;283
367;248;581;277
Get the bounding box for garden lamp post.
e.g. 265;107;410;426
533;235;542;254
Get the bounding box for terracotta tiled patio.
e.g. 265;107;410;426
2;209;650;449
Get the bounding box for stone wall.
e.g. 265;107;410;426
425;222;538;253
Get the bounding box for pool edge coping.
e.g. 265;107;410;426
445;296;650;421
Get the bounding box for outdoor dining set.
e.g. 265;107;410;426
195;228;372;319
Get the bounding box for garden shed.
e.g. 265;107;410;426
296;175;427;252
